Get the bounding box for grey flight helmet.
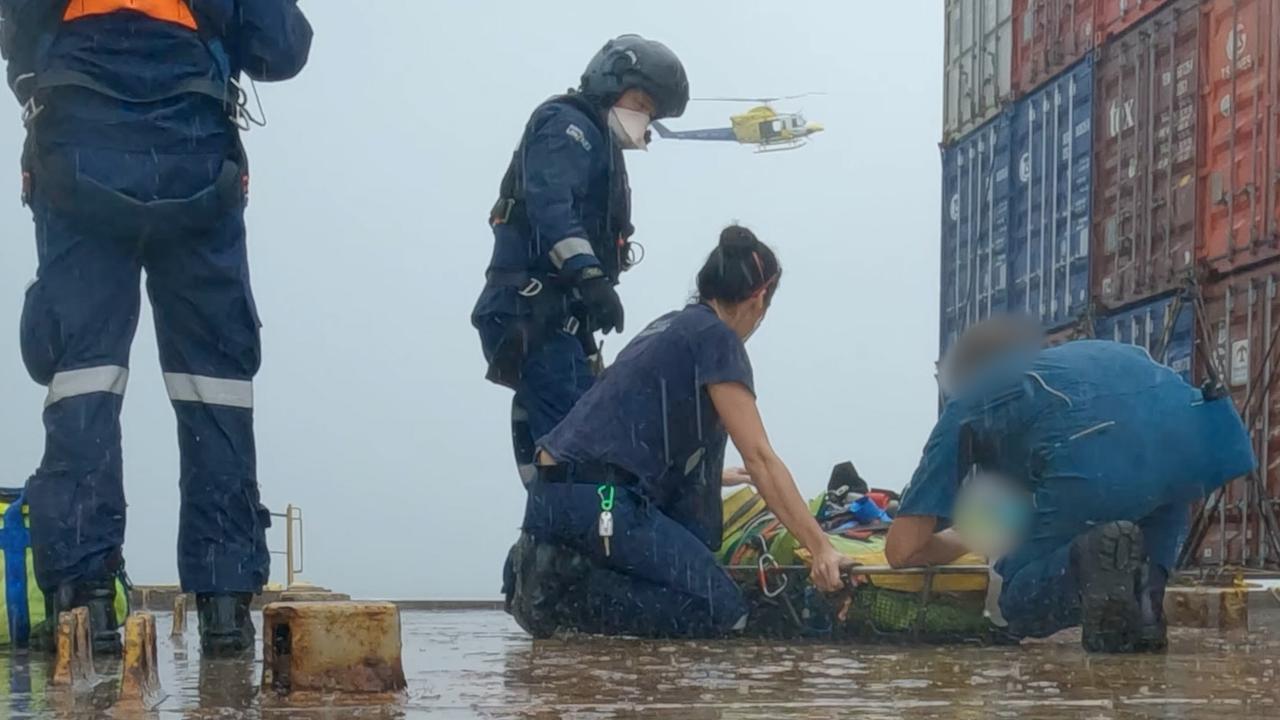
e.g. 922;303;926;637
580;34;690;120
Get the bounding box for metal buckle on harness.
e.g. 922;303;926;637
15;74;42;126
490;198;516;226
563;316;581;336
517;278;543;298
20;97;43;126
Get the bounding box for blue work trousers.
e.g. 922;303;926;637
19;180;270;594
523;477;748;638
996;503;1189;638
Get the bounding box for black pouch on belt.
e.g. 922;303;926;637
485;279;576;390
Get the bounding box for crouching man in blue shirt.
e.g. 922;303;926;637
885;316;1255;652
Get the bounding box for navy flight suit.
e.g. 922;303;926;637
473;95;631;485
2;0;312;595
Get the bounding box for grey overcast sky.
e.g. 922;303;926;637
0;1;944;599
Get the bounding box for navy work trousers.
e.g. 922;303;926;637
523;477;748;638
478;319;595;483
20;184;270;594
995;502;1188;638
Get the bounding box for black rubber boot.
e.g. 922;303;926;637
29;580;122;656
507;533;590;639
197;593;255;657
1071;521;1147;653
1136;563;1169;653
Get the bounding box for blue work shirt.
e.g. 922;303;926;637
899;340;1256;537
472;97;624;322
21;2;311;197
538;303;754;548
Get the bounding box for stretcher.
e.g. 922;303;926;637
719;487;1001;644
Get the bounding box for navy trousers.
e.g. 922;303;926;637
523;476;748;638
996;503;1188;638
20;171;270;594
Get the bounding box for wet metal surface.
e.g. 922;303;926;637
2;610;1279;718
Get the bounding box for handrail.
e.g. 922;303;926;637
268;504;305;588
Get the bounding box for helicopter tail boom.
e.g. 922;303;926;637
650;120;738;142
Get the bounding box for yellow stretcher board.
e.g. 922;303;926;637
722;487;989;594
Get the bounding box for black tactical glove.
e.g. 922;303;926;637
575;266;625;335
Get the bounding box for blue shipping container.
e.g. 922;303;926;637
1009;57;1093;332
939;112;1012;359
1094;293;1194;384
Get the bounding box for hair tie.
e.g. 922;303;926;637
752;251;778;292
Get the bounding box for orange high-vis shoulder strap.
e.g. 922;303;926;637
63;0;198;30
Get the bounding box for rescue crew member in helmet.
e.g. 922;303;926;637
0;0;311;656
508;226;849;638
473;34;690;487
885;316;1255;653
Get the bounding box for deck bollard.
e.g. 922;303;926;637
261;601;407;696
51;608;96;688
171;594;188;638
119;612;167;711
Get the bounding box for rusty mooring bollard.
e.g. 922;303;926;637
51;608;97;687
171;594;188;638
261;601;407;696
119;613;167;711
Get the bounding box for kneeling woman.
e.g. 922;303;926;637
514;225;846;638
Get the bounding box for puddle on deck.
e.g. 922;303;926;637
2;610;1278;718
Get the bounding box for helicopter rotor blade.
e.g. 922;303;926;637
691;92;826;104
775;92;827;101
691;97;779;103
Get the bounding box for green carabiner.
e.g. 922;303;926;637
597;484;615;512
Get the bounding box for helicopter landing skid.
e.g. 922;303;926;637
755;140;807;154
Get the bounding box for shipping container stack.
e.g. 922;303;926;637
940;0;1280;569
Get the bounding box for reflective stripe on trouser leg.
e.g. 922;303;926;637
44;366;130;407
145;204;267;593
163;373;253;408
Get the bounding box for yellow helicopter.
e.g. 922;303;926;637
651;94;825;152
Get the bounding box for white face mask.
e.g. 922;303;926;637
608;106;651;150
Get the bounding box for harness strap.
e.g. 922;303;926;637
32;67;231;105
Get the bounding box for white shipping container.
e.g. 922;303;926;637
944;0;1014;144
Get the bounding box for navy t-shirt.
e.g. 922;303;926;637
538;303;755;547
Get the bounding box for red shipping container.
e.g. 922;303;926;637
1012;0;1097;96
1092;0;1199;310
1200;0;1280;276
1193;264;1280;567
1095;0;1175;43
